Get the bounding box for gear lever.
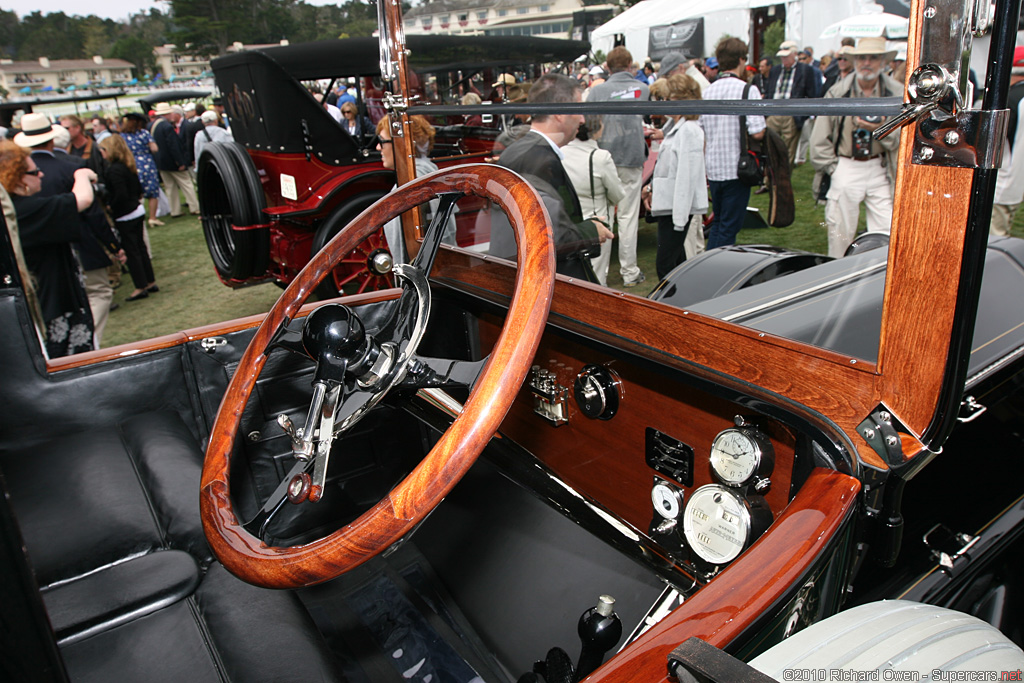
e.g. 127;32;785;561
576;594;621;680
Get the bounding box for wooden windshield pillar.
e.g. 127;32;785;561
382;0;425;261
874;2;975;444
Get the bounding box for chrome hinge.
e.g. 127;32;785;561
958;395;987;423
200;336;227;353
923;523;979;575
856;405;907;467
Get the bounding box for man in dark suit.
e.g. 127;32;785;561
764;40;819;165
151;102;198;216
489;73;613;283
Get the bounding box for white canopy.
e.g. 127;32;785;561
589;0;797;63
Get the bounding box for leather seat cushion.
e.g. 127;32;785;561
43;550;201;646
0;411;211;586
59;562;344;683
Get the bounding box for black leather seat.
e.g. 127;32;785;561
0;410;344;682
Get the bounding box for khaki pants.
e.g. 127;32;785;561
767;115;799;167
614;166;643;283
990;203;1018;236
160;169;199;216
84;267;113;347
825;156;893;258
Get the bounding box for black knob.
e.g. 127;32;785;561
302;304;366;382
576;595;621;680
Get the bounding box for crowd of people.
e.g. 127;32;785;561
0;98;233;357
479;35;910;284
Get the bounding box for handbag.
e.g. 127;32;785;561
737;83;766;187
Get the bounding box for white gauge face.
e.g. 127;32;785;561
651;482;682;519
683;485;751;565
709;428;760;486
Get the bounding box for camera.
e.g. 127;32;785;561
852;128;873;159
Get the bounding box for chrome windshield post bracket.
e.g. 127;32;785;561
875;0;1008;169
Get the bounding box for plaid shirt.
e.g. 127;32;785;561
700;74;766;181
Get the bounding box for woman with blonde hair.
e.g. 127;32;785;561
99;135;158;301
375;115;455;258
646;74;707;279
340;101;372;139
0;140;97;357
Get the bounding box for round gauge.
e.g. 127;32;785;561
682;485;754;565
708;427;773;487
651;482;683;520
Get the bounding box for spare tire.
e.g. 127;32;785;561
197;141;269;282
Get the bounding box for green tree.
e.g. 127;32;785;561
0;10;19;59
762;20;784;63
110;34;155;76
81;17;110;58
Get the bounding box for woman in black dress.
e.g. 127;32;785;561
98;135;157;301
0;140;97;358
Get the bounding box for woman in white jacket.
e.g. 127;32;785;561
646;74;707;280
561;115;626;286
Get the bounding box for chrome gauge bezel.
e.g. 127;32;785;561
651;481;683;520
708;426;774;487
682;484;754;566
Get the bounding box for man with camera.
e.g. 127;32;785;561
810;37;902;258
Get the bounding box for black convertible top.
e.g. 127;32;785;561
212;35;589;80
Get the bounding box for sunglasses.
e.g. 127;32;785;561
24;169;42;176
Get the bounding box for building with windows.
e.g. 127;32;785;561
404;0;611;39
0;56;134;94
153;45;215;81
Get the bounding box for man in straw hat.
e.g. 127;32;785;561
151;102;199;217
810;36;902;258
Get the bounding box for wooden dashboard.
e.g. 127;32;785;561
480;316;801;580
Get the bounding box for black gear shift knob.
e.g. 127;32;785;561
576;595;621;680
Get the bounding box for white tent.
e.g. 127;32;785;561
588;0;898;66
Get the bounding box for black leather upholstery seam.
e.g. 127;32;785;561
186;592;231;683
179;345;213;449
115;422;172;549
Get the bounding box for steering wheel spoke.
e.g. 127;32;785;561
400;355;487;391
202;165;556;588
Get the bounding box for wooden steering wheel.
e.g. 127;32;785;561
200;164;556;588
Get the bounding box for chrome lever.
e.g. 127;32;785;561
874;101;937;140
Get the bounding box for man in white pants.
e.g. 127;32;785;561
585;46;649;286
810;37;902;258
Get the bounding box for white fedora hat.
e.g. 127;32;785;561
13;112;58;148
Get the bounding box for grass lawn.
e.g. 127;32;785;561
100;162;1024;347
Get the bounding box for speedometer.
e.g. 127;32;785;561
683;485;771;565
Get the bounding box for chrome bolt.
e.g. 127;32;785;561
920;146;935;160
753;478;771;493
924;5;936;18
863;428;876;439
878;411;891;422
885;435;899;447
944;131;960;146
247;431;261;442
2;274;12;285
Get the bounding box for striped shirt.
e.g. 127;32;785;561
699;75;766;181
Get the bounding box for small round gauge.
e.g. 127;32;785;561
651;482;683;520
683;485;762;565
708;427;773;487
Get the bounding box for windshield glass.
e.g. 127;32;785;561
29;0;1003;370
